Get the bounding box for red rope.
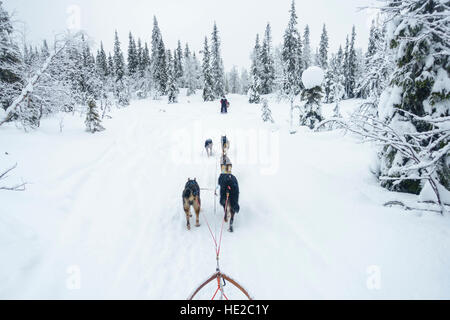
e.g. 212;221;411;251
201;170;232;300
211;274;229;300
201;192;229;259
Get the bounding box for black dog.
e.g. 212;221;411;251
218;173;240;232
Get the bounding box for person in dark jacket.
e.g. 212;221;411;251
220;96;229;114
218;173;240;232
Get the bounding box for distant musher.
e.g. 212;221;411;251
220;96;230;114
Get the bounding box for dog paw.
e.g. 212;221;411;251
195;223;201;228
187;225;191;231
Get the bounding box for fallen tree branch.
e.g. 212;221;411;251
0;163;27;192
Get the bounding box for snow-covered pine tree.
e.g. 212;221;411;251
0;1;23;113
127;32;139;76
127;32;141;99
174;40;184;87
303;25;312;70
343;35;350;99
113;31;130;106
136;38;143;70
96;42;108;79
228;66;241;94
240;68;250;95
318;24;329;70
282;0;303;131
346;26;358;99
193;52;203;90
210;22;225;99
327;47;346;106
183;44;196;96
249;34;262;103
300;66;324;129
81;34;101;102
95;42;112;113
357;19;394;105
107;52;114;78
377;0;450;196
167;50;179;104
85;97;105;133
260;23;275;95
202;37;215;102
151;16;168;97
261;98;274;123
135;41;151;98
272;45;284;93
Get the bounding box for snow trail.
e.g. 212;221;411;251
1;95;450;299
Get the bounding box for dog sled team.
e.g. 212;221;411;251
183;135;240;233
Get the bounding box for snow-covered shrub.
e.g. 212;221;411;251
261;98;274;123
85;99;105;133
300;67;324;129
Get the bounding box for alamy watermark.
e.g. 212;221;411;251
170;121;280;176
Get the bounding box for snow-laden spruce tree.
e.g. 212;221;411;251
211;22;225;98
318;24;329;70
282;0;303;132
357;19;394;109
240;68;250;95
174;41;184;87
127;32;141;99
202;37;215;102
0;1;23;113
85;98;105;133
183;44;197;96
329;49;346;117
151;17;168;98
167;50;179;104
324;47;346;108
376;0;450;199
228;66;241;94
113;31;130;107
135;40;152;99
249;34;262;104
303;25;312;70
260;23;275;95
345;26;358;99
300;66;324;129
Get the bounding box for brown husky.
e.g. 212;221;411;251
221;136;230;156
182;179;201;230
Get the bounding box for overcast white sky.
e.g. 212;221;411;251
4;0;378;71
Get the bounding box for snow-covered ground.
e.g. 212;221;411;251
1;93;450;299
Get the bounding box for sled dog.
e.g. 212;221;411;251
182;179;201;230
218;173;240;232
221;136;230;156
204;139;213;157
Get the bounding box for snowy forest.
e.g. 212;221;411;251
0;0;449;300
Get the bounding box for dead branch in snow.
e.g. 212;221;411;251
0;163;26;191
